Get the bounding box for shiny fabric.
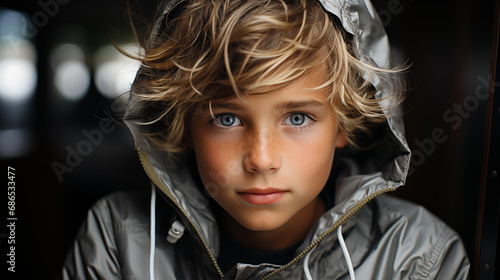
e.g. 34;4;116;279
62;0;470;279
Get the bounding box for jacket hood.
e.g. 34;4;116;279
123;0;411;263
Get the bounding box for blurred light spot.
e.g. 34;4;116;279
0;15;38;104
0;10;25;37
0;128;33;159
95;61;121;98
54;60;90;101
115;60;141;95
94;44;141;99
50;43;85;70
0;59;37;103
51;44;90;101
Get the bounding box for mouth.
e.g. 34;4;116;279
236;188;288;205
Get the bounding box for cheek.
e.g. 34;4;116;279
294;128;336;160
191;129;240;190
288;129;336;184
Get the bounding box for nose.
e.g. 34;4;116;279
243;129;281;174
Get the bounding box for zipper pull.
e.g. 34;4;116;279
166;220;185;244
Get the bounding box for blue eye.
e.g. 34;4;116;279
289;113;305;125
284;112;312;127
220;115;235;126
213;113;241;127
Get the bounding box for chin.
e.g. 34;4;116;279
236;215;286;232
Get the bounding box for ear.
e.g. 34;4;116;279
335;131;347;148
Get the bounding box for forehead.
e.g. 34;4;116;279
209;66;331;109
225;63;328;98
238;57;330;96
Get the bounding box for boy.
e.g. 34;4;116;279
63;0;470;279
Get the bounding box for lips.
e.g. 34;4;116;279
237;188;288;205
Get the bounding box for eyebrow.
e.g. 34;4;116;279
275;100;326;110
210;102;245;110
210;99;326;111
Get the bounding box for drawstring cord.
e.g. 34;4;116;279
303;241;317;280
149;185;185;280
303;224;356;280
149;185;157;280
337;224;355;280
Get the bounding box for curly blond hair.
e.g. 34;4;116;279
124;0;404;154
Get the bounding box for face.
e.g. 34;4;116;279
190;67;346;232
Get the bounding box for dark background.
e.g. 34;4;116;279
0;0;496;279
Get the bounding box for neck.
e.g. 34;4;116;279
217;197;325;252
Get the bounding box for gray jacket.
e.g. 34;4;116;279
62;0;470;279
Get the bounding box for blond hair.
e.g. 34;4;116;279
124;0;404;154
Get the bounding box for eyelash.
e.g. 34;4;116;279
211;113;242;129
284;112;316;130
210;112;316;130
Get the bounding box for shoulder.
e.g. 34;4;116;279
373;194;437;222
372;194;466;239
371;194;464;252
63;190;154;279
90;189;151;220
75;190;153;243
364;194;470;279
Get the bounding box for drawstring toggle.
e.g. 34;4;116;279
166;220;185;244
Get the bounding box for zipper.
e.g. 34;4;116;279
260;186;398;280
137;149;225;279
